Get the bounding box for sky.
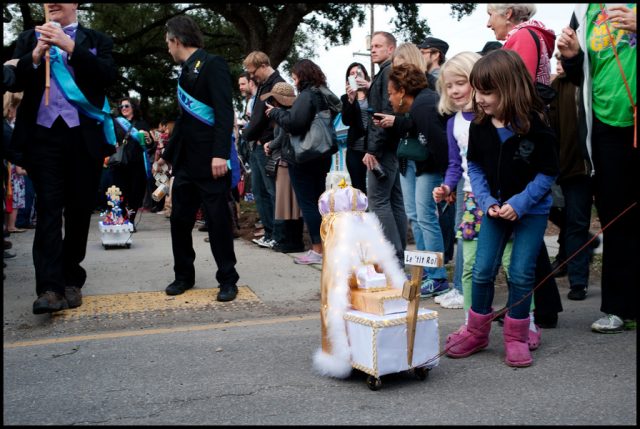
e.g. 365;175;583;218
312;3;577;96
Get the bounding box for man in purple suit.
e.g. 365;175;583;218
8;3;117;314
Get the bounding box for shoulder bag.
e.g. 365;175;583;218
107;121;135;168
290;109;339;164
396;133;429;161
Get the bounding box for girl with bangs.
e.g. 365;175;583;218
445;49;559;368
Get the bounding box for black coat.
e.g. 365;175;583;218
8;24;117;168
162;49;234;185
365;60;394;157
242;70;285;145
467;113;560;204
340;93;367;152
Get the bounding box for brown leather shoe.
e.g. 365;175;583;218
33;291;69;314
65;286;83;309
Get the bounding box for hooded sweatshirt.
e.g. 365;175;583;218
503;19;556;85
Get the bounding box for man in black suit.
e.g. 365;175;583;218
8;3;117;314
159;15;240;302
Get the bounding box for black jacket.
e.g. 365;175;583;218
269;85;329;138
162;49;233;184
467;113;560;204
398;88;449;176
365;60;394;157
8;24;117;167
340;93;367;152
242;70;285;145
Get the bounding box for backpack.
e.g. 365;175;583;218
526;28;557;105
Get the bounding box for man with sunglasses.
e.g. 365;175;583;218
7;3;117;314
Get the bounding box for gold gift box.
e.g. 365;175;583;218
350;288;408;315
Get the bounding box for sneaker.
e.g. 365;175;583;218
434;288;456;304
265;239;277;249
420;278;449;298
440;289;464;309
591;314;624;333
294;250;323;265
252;236;269;247
567;286;587;301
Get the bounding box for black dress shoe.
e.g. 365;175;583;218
64;286;83;308
217;284;238;302
568;286;588;301
165;280;194;296
33;291;69;314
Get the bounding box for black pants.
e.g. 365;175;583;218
170;169;239;287
111;157;147;223
28;119;103;295
591;117;638;320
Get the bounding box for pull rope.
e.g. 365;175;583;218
600;4;637;148
422;201;637;368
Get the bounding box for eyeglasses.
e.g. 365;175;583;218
119;104;131;109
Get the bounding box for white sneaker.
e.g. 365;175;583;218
440;289;464;309
253;236;272;248
265;239;277;249
591;314;624;333
434;288;455;304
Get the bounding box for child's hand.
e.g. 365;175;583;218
487;204;501;218
432;184;450;203
498;203;518;221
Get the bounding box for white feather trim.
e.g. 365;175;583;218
317;211;407;378
312;348;352;378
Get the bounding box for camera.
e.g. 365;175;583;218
371;164;387;181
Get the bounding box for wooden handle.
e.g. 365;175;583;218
44;5;51;106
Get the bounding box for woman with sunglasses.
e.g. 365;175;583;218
111;97;153;230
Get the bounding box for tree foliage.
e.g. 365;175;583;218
3;3;476;124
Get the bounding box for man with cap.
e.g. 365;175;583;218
477;41;503;56
418;36;449;88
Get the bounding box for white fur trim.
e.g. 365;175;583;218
317;211;407;378
312;348;352;378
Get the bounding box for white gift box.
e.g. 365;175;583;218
344;308;440;377
355;264;388;290
98;222;134;247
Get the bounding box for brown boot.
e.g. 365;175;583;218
33;291;69;314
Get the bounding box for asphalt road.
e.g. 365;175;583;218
3;212;636;425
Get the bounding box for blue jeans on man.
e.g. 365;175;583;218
249;145;280;242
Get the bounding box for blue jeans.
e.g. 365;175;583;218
250;146;276;240
471;214;548;319
452;184;465;293
367;150;407;264
288;156;331;245
399;161;447;279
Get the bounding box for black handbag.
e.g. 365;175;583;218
290;109;338;164
396;134;429;161
107;139;130;168
107;122;135;168
265;155;279;177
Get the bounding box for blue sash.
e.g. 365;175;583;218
114;116;151;178
176;82;235;179
49;46;116;146
177;83;215;126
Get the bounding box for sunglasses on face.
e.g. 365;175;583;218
119;104;131;109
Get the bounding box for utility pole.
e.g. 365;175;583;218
370;4;374;76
